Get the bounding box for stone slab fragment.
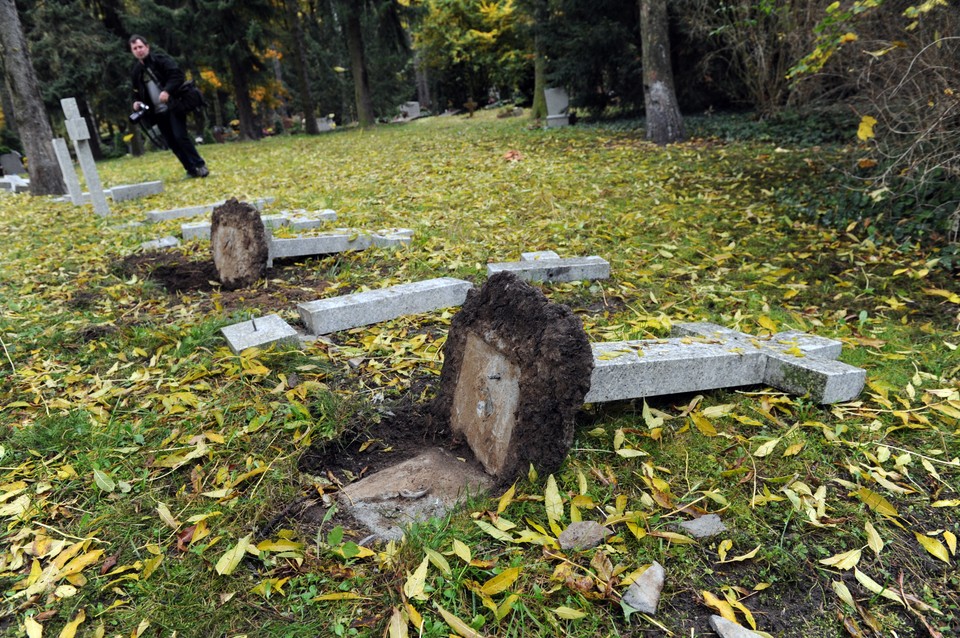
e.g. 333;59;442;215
109;181;164;202
586;339;766;403
220;314;300;354
372;228;414;248
182;209;337;241
140;236;179;250
282;209;337;230
585;322;865;405
267;230;372;267
521;250;560;261
709;616;763;638
487;256;609;283
678;514;727;539
298;277;472;335
145;197;273;223
622;562;666;614
339;448;493;542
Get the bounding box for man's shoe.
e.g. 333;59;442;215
195;166;209;178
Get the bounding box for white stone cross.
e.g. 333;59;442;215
61;98;109;216
51;138;83;205
586;322;866;404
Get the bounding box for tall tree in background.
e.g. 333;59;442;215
21;0;129;159
535;0;642;113
194;0;276;140
342;1;376;127
283;0;320;134
639;0;684;144
0;0;65;195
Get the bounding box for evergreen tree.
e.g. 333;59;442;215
0;0;66;194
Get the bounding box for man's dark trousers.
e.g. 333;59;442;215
155;110;205;175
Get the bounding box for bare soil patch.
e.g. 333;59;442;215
115;249;340;315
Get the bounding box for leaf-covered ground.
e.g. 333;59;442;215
0;112;957;637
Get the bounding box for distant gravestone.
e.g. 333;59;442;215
210;198;269;290
0;152;27;176
432;272;594;480
544;87;570;128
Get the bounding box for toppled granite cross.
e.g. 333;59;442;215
587;322;865;404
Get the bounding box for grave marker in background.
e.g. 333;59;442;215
61;97;109;216
544;87;570;128
51;138;83;205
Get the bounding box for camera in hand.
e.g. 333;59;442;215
130;101;167;122
129;104;150;122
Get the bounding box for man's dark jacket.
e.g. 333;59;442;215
130;51;186;117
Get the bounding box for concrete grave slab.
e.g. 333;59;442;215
372;228;414;248
1;175;29;193
141;236;179;250
339;448;493;542
432;272;593;480
267;230;372;268
109;181;164;202
298;277;472;335
487;255;610;283
220;314;300;354
182;209;337;241
283;209;337;230
211;199;269;290
521;250;560;261
145;197;273;223
585;322;866;405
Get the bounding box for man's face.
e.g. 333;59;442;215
130;39;150;61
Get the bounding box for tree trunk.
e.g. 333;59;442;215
345;6;375;128
639;0;685;145
285;0;320;134
1;70;18;139
0;0;65;195
229;55;260;141
531;38;547;120
530;0;548;120
414;50;431;111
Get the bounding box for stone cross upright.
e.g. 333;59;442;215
61;98;109;216
587;322;866;405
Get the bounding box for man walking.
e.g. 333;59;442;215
129;35;209;178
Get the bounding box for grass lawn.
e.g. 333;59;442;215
0;110;957;637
